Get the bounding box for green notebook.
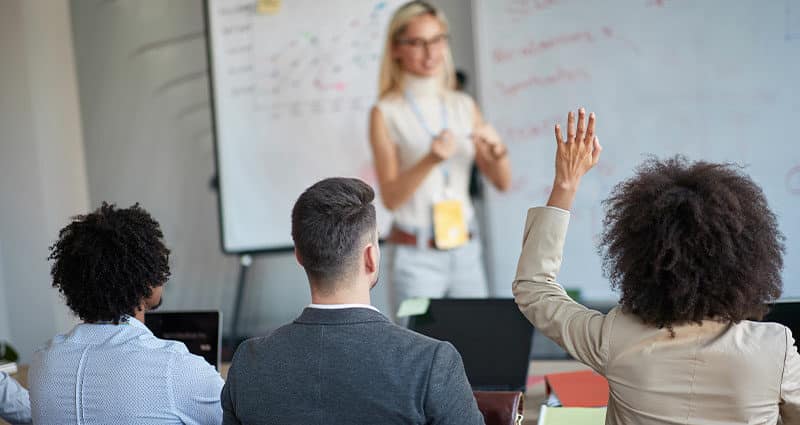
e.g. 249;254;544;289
537;405;607;425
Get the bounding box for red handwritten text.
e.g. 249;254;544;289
499;116;562;142
495;67;590;96
493;30;595;63
505;0;562;17
492;26;639;63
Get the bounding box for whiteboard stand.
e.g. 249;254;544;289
228;254;253;350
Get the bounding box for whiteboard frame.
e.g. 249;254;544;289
204;0;294;255
204;0;398;255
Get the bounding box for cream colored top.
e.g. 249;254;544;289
375;74;476;232
514;207;800;425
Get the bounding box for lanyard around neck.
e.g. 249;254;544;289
404;90;448;138
404;90;453;190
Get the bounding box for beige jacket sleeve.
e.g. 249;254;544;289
512;206;616;373
781;328;800;424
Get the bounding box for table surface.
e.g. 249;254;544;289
5;360;589;425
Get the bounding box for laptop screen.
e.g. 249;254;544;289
145;311;222;370
762;301;800;349
407;299;533;391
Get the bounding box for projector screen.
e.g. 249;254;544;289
206;0;404;253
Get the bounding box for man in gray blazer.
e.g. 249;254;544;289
221;178;485;425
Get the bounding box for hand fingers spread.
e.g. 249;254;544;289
555;124;564;146
576;108;586;143
566;111;576;143
585;112;596;145
591;136;602;164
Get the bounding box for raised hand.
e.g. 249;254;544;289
547;108;601;210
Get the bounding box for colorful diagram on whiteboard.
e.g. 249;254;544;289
251;1;400;118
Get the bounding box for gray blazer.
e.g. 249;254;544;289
222;307;485;425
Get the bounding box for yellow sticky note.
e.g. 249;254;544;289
397;298;430;318
256;0;281;15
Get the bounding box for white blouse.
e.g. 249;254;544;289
375;74;477;232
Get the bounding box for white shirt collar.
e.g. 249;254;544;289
307;303;380;313
88;315;149;331
402;72;443;98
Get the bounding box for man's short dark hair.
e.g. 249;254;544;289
599;156;785;329
291;178;377;288
48;202;171;324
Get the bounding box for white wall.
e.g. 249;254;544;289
0;243;10;341
0;0;88;361
432;0;477;95
69;0;242;332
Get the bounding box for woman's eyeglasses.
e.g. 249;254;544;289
396;33;449;50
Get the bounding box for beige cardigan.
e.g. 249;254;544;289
513;207;800;425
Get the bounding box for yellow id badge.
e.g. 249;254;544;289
432;199;469;250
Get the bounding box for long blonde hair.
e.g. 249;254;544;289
377;1;456;99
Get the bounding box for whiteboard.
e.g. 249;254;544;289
474;0;800;299
206;0;405;252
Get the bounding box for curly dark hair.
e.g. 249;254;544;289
599;156;784;330
48;202;171;324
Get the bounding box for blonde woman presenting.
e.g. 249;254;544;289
370;1;511;314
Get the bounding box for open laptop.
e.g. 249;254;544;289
407;298;534;391
145;311;222;371
762;300;800;349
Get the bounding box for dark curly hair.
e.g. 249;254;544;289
599;156;784;330
48;203;171;324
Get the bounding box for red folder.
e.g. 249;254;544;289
545;369;609;407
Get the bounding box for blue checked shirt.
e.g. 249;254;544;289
0;371;31;424
29;316;223;425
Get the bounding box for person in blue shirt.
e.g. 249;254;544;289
28;203;223;425
0;372;31;424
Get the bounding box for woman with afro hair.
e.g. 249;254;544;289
514;108;799;424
